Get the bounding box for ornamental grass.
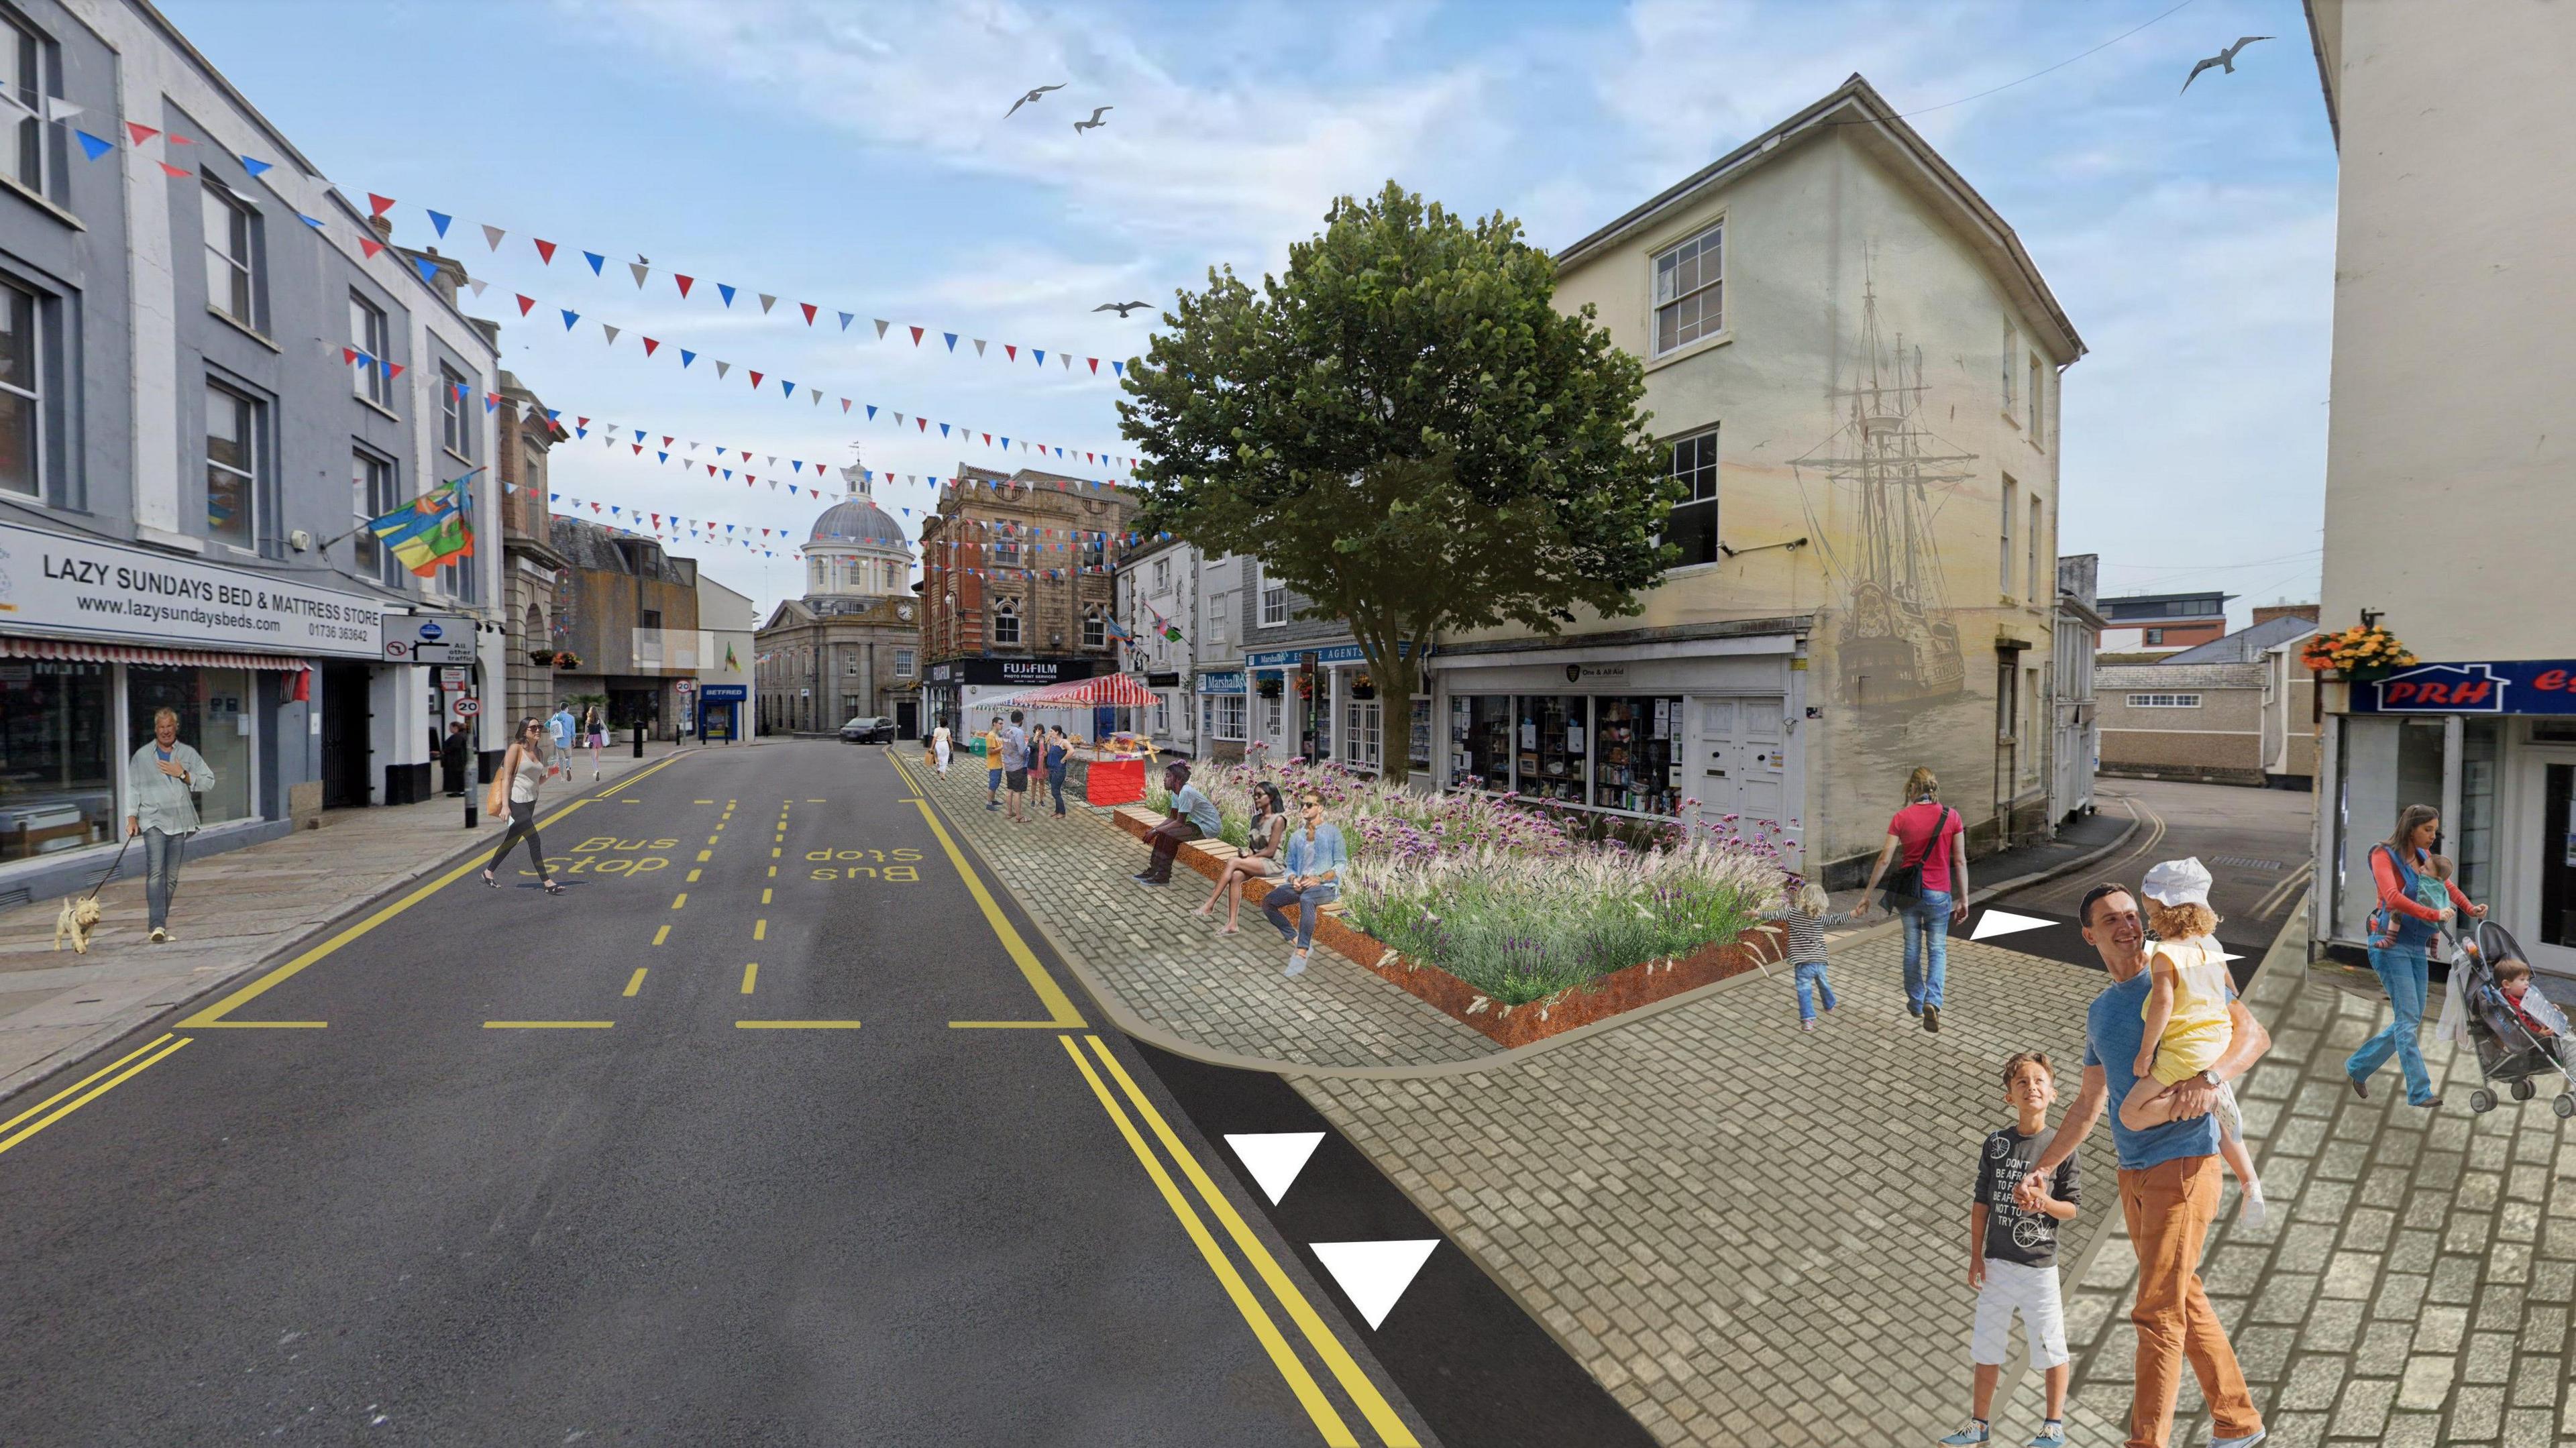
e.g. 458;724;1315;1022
1148;749;1786;1005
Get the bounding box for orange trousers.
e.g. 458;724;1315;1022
2118;1155;2261;1448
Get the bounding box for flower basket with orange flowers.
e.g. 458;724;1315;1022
2301;623;2417;682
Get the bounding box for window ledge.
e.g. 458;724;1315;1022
133;525;205;555
1659;560;1726;581
0;173;83;230
207;307;282;353
2000;410;2021;430
1644;329;1733;374
356;395;400;424
443;447;474;469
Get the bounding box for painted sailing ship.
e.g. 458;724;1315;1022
1794;278;1972;707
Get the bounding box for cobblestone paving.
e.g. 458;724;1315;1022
1295;932;2129;1447
2058;934;2576;1448
904;754;1495;1068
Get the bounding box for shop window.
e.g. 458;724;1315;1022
350;292;392;408
127;666;254;829
1409;697;1432;768
0;661;116;856
1452;694;1514;792
2546;764;2576;952
203;183;258;329
1216;693;1246;742
204;380;262;550
2459;720;2499;905
1519;695;1589;805
1345;697;1381;771
0;277;41;498
1593;695;1685;815
1664;427;1719;568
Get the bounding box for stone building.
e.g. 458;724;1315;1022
546;516;701;739
754;463;920;736
915;465;1136;735
494;372;570;730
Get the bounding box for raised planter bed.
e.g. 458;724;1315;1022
1109;807;1785;1048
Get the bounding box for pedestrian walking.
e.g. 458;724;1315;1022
584;706;607;781
1941;1050;2080;1448
1002;710;1032;823
2017;883;2269;1448
1860;765;1968;1033
1195;781;1287;934
2347;803;2485;1107
549;702;578;755
439;719;472;798
125;707;215;944
483;717;566;895
2123;858;2267;1227
932;720;953;775
1134;761;1215;886
1770;881;1865;1030
1044;726;1072;816
1264;791;1344;977
983;716;1006;810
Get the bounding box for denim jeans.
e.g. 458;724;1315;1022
1049;765;1067;814
1265;882;1338;950
1902;888;1951;1010
142;827;187;931
1794;961;1837;1021
2347;944;2435;1104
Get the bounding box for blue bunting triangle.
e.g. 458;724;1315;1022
426;209;451;237
412;255;440;285
943;333;958;351
657;451;667;463
560;309;579;330
780;380;794;398
239;153;274;177
680;349;696;368
299;213;326;229
1034;349;1046;366
865;405;877;421
837;312;853;331
75;130;115;161
717;283;737;307
582;251;605;276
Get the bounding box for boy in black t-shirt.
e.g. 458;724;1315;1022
1941;1052;2081;1447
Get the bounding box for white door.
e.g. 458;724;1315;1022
1693;696;1788;837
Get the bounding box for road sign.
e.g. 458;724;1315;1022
384;639;411;661
384;612;475;665
452;697;481;718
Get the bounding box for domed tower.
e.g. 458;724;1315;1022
802;459;913;600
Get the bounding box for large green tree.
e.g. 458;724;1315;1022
1118;182;1677;783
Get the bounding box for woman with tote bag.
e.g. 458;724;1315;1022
484;718;566;894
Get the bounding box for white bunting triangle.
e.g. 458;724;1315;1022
481;223;506;251
467;277;488;297
43;97;84;123
629;262;650;288
602;323;620;345
1224;1132;1324;1206
973;339;987;355
1970;909;2057;942
758;293;776;313
1310;1240;1438;1330
873;318;890;339
715;361;731;379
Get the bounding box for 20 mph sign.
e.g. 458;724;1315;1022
452;698;480;718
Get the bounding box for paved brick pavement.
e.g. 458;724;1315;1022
2057;910;2576;1448
904;755;1497;1068
1295;930;2130;1447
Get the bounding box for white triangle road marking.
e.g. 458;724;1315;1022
1311;1239;1440;1331
1972;908;2057;942
1224;1131;1325;1207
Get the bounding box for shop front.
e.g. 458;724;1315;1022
922;657;1104;738
1243;643;1429;775
0;518;394;900
1197;669;1248;764
2321;659;2576;979
697;683;747;743
1426;634;1805;850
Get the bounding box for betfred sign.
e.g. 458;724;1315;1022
2352;660;2576;715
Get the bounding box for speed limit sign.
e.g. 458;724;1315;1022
453;697;481;718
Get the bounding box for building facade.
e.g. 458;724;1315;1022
915;465;1133;735
2302;0;2576;973
2051;554;2105;825
754;463;918;736
2098;608;2322;789
2095;590;2231;658
693;573;753;742
1115;535;1198;750
547;517;700;740
1428;75;2081;881
494;372;568;732
0;0;504;898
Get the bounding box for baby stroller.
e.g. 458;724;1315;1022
2435;920;2576;1117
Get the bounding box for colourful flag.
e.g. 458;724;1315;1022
366;469;479;575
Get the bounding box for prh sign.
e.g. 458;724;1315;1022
2350;660;2576;715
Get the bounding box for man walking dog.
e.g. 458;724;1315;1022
126;707;215;945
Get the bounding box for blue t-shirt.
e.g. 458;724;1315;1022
2084;970;2227;1170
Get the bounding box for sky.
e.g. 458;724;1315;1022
158;0;2339;629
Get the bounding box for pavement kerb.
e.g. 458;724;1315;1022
1985;887;2313;1430
0;749;702;1107
912;756;2147;1083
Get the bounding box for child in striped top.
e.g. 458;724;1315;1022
1778;881;1868;1032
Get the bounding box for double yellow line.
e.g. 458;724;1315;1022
0;1033;191;1157
1059;1033;1417;1447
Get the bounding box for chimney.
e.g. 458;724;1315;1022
2253;603;2320;628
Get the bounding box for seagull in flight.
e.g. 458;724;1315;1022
1004;82;1065;119
1074;105;1114;133
2182;36;2272;92
1094;300;1151;318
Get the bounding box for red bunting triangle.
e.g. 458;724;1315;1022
800;302;817;325
706;465;716;477
1005;345;1018;361
633;444;643;455
125;121;159;145
533;239;557;264
909;326;924;346
1088;358;1099;374
641;337;660;356
341;347;358;364
360;237;385;259
515;294;535;316
385;363;404;381
983;433;991;445
749;370;764;390
661;436;673;447
917;417;928;431
675;274;694;298
367;192;396;217
576;416;589;428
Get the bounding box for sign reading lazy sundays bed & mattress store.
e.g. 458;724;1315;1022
0;520;388;659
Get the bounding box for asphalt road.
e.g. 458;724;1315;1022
0;743;1442;1447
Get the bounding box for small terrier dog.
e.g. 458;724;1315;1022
53;893;103;954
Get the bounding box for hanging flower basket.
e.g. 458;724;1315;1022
1256;676;1283;699
551;651;584;671
2301;623;2416;681
529;650;559;667
1349;671;1377;700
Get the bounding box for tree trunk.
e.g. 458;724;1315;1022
1364;641;1419;787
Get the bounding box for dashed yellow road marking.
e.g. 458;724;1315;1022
698;850;712;862
753;919;767;941
694;799;714;804
671;893;688;909
623;968;647;997
687;869;702;883
735;1020;862;1029
653;925;670;946
771;848;782;858
483;1021;614;1029
761;888;772;905
740;962;759;994
766;865;777;877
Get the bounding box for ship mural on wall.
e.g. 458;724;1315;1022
1793;276;1974;708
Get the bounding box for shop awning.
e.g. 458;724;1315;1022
0;636;315;671
983;673;1161;709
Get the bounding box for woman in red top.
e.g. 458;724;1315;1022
1862;766;1970;1033
2345;803;2485;1107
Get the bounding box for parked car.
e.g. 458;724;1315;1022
839;716;897;744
